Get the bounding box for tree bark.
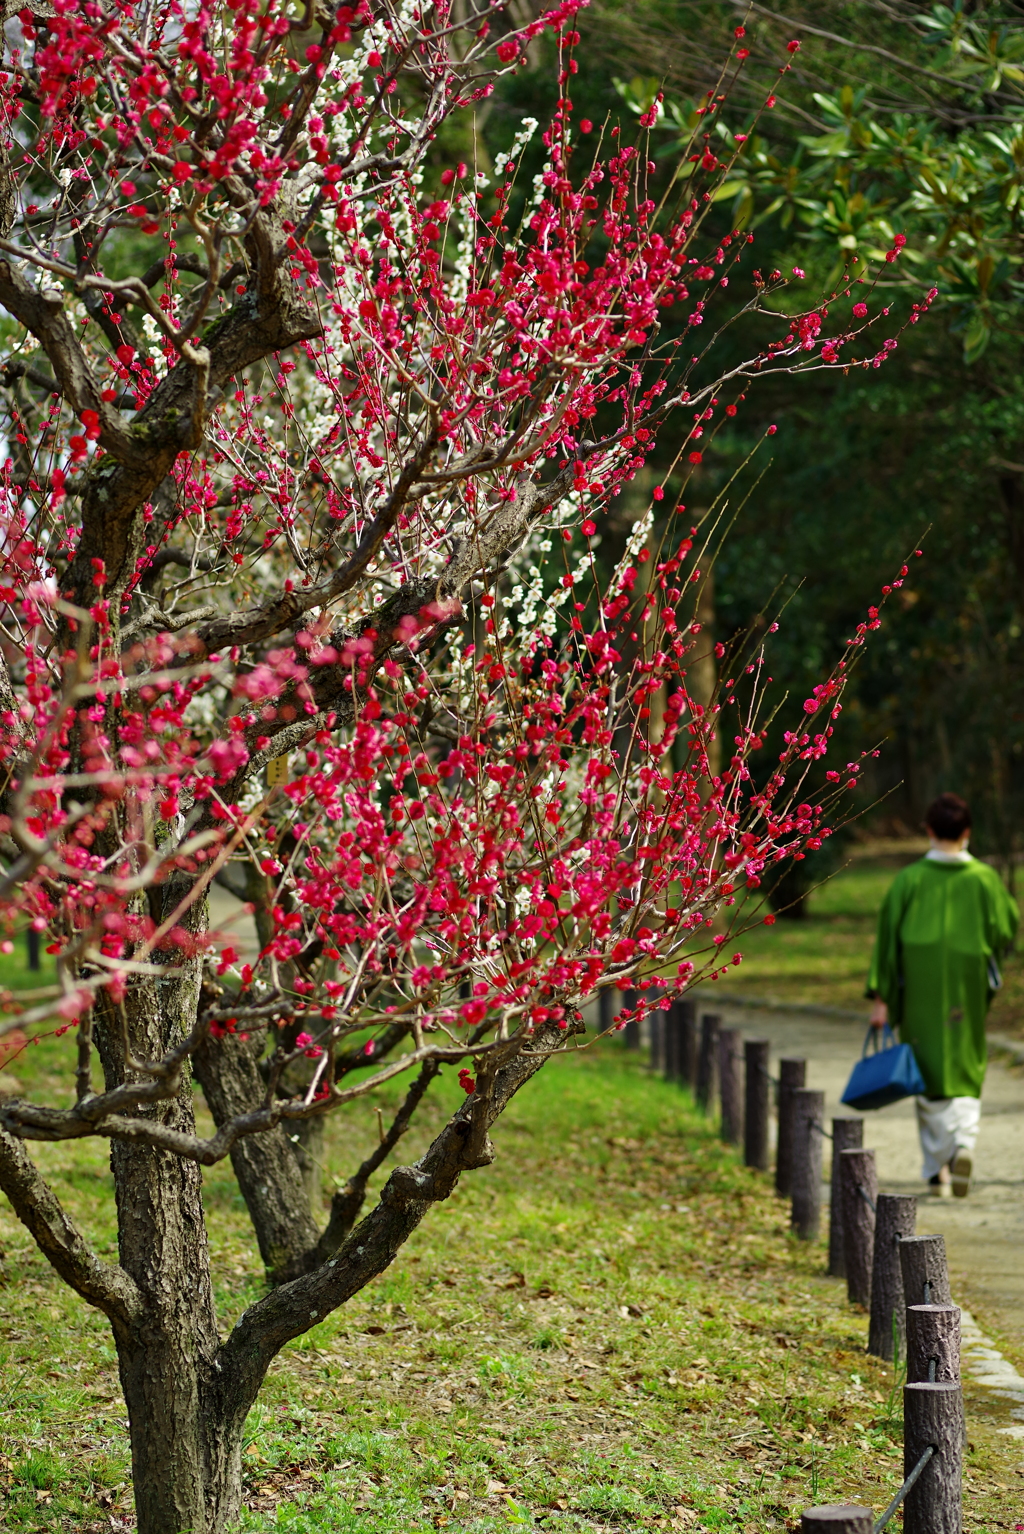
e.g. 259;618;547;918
790;1089;824;1242
801;1510;872;1533
839;1148;876;1309
679;999;698;1086
93;962;234;1534
906;1304;961;1384
192;1031;321;1284
899;1233;952;1308
649;1002;666;1074
718;1027;743;1144
903;1381;963;1534
743;1038;770;1171
828;1117;863;1279
10;993;572;1533
665;998;686;1083
868;1192;916;1361
695;1011;719;1112
775;1056;806;1197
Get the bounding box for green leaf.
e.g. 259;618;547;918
963;313;991;363
612;75;661;115
733;187;755;230
799;130;851;157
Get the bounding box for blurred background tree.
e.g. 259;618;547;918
485;1;1024;889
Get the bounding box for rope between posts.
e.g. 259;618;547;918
872;1444;936;1533
810;1119;833;1140
857;1182;876;1214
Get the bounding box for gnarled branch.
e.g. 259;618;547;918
0;1125;143;1331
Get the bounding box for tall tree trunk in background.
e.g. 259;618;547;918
191;1030;322;1283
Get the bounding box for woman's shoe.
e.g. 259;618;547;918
951;1151;972;1198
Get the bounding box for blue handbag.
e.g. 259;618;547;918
840;1024;925;1111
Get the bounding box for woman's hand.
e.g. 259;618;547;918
869;997;888;1029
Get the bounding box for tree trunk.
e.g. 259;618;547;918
93;884;248;1534
192;1029;322;1282
115;1306;242;1534
291;1116;326;1211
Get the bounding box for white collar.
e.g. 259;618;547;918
925;848;973;864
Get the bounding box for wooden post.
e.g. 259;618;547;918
649;1002;665;1074
663;1003;680;1082
906;1305;961;1384
903;1381;963;1534
828;1117;863;1279
868;1192;917;1361
599;988;614;1037
839;1147;877;1309
775;1057;806;1197
744;1038;770;1171
899;1234;952;1308
622;988;639;1050
696;1012;720;1112
679;1001;698;1086
718;1027;743;1144
800;1510;872;1534
791;1089;825;1242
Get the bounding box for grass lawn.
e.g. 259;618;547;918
712;852;1024;1036
1;1032;1021;1531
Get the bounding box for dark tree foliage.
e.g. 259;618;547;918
497;1;1024;866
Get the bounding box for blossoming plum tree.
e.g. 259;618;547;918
0;2;917;1529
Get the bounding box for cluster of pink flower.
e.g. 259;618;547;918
0;1;919;1094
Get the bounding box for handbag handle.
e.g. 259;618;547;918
863;1022;896;1057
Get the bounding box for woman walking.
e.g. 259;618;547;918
867;793;1018;1196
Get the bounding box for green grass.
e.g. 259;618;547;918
714;854;1024;1033
1;1035;1020;1531
712;859;896;1013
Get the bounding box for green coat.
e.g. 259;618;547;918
867;856;1018;1099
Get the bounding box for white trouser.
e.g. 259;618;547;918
915;1095;981;1181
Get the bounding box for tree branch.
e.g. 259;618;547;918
0;1038;524;1160
310;1056;441;1265
0;257;151;467
0;1125;143;1331
192;419;440;655
214;1016;577;1426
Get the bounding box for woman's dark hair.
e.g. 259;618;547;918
925;792;972;842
